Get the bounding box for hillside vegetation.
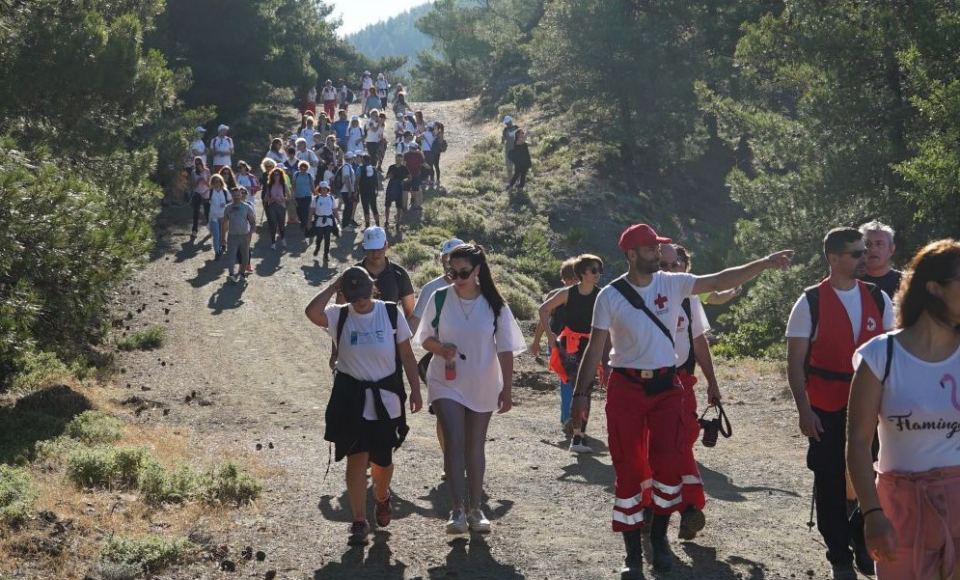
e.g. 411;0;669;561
347;3;434;75
412;0;960;356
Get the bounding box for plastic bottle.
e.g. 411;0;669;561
445;357;456;381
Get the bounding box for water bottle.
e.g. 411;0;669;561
445;357;456;381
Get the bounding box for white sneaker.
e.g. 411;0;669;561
446;510;468;534
569;435;592;454
467;509;491;534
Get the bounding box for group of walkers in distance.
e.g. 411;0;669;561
180;75;958;579
182;72;447;282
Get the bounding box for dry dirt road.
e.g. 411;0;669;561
115;99;848;580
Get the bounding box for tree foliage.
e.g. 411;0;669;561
347;4;433;74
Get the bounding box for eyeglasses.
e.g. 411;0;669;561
660;260;682;270
446;266;476;280
842;250;867;259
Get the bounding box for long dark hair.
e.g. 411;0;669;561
897;239;960;329
219;166;237;189
449;244;505;326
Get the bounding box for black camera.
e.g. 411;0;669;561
698;402;732;448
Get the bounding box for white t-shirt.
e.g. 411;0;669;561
208;189;229;220
300;127;316;144
674;295;710;366
322;86;338;101
365;120;381;143
362;76;374;90
785;285;894;342
592;273;697;369
211;136;233;166
854;332;960;473
338;164;355;193
324;301;413;420
412;276;450;326
312;194;337;227
266;150;287;164
346;127;364;151
421;130;435;152
190;139;206;159
413;290;526;412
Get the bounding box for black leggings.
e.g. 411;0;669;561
295;197;312;235
266;203;286;242
191;194;210;233
313;225;333;259
360;189;379;220
508;166;529;190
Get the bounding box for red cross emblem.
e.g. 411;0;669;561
654;294;668;309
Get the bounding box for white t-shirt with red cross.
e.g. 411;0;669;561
674;295;710;366
592;272;697;369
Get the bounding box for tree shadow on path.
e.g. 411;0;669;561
312;531;407;580
427;536;525;579
698;462;800;502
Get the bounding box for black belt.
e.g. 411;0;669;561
612;366;675;380
807;365;853;382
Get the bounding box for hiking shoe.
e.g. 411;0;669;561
375;494;392;528
569;435;591;454
678;506;706;540
621;529;645;580
347;520;370;546
831;562;857;580
445;510;468;534
467;509;491;534
650;535;674;572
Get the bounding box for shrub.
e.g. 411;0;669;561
139;463;196;505
100;535;191;574
64;411;124;444
65;446;159;490
0;466;36;526
499;285;538;321
34;436;85;466
7;351;72;394
116;326;165;351
197;462;262;506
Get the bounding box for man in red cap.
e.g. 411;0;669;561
570;223;792;579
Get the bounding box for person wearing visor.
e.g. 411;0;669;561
305;267;422;547
570;223;791;578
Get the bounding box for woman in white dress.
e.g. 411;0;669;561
414;243;525;535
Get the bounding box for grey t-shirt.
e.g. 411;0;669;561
225;202;254;235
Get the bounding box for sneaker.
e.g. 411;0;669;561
445;510;468;535
569;435;591;454
347;520;370;546
467;509;491;534
831;562;857;580
678;506;706;540
375;494;392;528
246;264;253;273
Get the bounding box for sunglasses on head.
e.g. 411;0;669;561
446;266;476;280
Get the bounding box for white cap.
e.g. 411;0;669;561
362;226;387;250
296;137;307;146
345;151;355;159
440;238;465;256
218;124;229;132
195;126;206;133
503;115;513;125
318;180;330;189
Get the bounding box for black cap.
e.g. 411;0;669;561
341;267;374;302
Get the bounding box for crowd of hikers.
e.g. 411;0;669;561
180;74;959;580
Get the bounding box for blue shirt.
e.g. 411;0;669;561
332;120;349;143
293;171;314;198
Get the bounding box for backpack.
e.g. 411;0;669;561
437;137;448;153
332;165;346;192
417;289;448;381
679;298;695;373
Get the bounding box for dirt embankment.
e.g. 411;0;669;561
110;99;833;580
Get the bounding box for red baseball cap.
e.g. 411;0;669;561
618;224;672;252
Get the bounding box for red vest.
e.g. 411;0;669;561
806;279;884;411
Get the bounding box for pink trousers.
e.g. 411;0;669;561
877;465;960;580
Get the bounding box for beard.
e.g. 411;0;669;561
634;255;660;274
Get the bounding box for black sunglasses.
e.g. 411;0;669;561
446;266;476;280
585;266;603;275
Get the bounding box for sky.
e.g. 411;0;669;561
329;0;432;36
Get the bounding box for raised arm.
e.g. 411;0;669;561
304;276;341;328
691;251;793;295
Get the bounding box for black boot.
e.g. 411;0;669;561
650;514;674;572
620;530;645;580
849;506;875;576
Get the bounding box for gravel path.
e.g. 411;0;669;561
113;100;839;580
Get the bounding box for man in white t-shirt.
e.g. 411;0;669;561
210;124;234;172
189;127;207;163
570;223;792;578
785;227;893;580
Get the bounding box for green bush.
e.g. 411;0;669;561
198;462;262;506
34;436;85;466
139;464;196;505
0;465;37;526
65;446;159;490
6;351;72;394
100;535;191;574
64;411;124;444
116;326;165;351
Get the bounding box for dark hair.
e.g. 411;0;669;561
271;138;283;151
285;146;296;156
896;239;960;329
449;244;505;326
823;227;862;258
573;254;603;278
674;244;691;272
193;156;205;174
219;166;237;189
266;167;287;194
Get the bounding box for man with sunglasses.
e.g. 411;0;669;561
785;227;894;580
570;223;792;578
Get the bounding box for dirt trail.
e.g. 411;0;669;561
116;99;838;579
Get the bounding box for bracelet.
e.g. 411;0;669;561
862;507;884;519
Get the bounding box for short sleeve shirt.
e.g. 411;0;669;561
785;285;894;342
592;272;697;369
358;259;414;303
674;296;710;365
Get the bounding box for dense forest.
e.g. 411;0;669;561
0;0;402;390
411;0;960;356
347;3;434;75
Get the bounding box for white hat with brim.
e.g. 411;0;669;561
503;115;513;125
218;124;229;132
440;238;465;256
362;226;387;250
318;181;330;189
195;126;206;133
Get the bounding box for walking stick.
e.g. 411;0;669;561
807;482;816;531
